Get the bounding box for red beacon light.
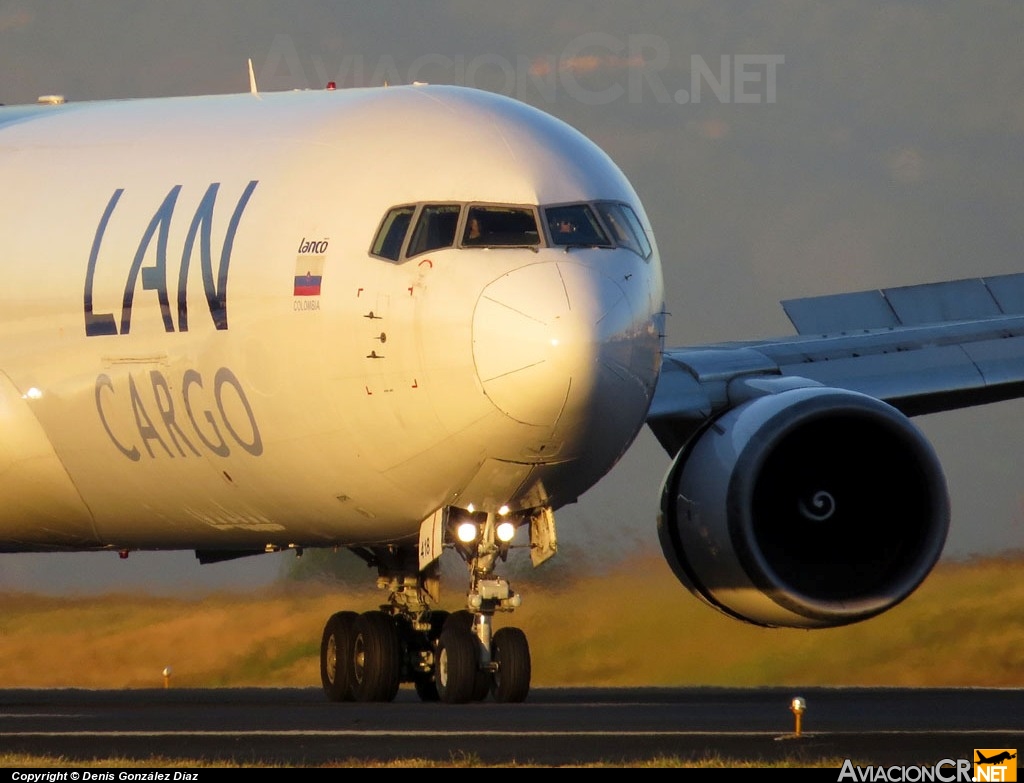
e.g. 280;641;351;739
326;81;337;90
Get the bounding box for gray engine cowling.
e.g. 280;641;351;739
657;386;950;628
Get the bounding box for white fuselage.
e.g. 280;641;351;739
0;85;664;552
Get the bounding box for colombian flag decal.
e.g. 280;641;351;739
294;255;325;296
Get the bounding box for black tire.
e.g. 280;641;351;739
412;610;450;702
491;626;531;703
428;609;451;639
444;611;491;701
351;610;401;703
435;623;480;704
320;610;358;702
414;676;440;702
445;609;474;630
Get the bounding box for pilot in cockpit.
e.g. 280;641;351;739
552;217;576;239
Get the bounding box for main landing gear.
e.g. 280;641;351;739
320;506;552;704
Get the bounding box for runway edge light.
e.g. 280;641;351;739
790;696;806;737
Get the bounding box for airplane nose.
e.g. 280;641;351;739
472;260;650;429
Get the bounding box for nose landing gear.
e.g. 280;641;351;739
436;508;530;703
318;507;540;703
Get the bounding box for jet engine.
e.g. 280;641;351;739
657;386;950;628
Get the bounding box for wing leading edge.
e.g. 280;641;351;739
648;272;1024;456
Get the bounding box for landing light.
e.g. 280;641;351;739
456;522;479;543
496;522;516;542
498;505;510;516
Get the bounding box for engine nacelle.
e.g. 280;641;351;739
657;386;949;628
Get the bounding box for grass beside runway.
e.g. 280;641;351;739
0;752;852;768
0;551;1021;689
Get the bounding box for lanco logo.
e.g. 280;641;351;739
974;749;1017;782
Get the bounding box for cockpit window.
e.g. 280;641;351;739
371;205;415;261
462;206;540;247
594;202;652;259
407;204;460;257
544;204;611;248
370;200;650;261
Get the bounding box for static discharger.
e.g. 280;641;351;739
790;696;807;737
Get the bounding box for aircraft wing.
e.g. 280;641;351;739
648;272;1024;456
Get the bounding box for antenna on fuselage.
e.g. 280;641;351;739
248;58;259;96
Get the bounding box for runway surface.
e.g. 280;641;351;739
1;686;1021;767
